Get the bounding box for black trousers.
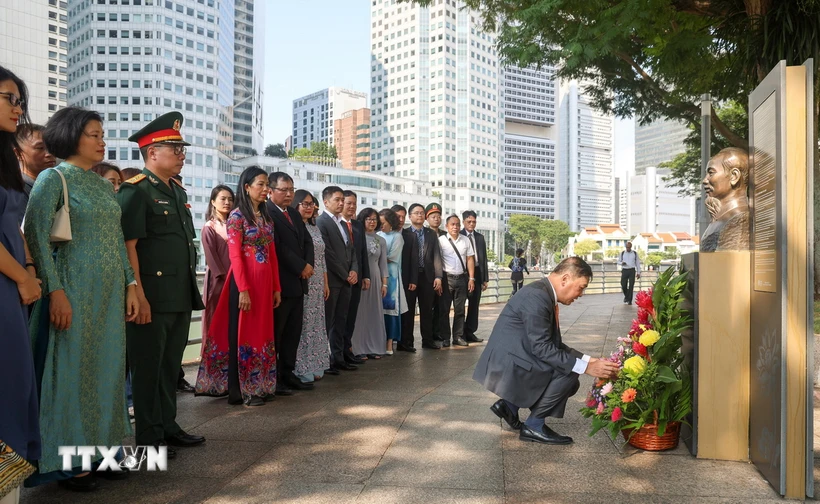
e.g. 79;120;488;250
274;295;304;382
440;273;468;342
529;372;581;419
432;274;447;341
511;280;524;294
621;268;636;303
401;269;436;347
325;283;351;366
343;283;362;358
464;268;483;338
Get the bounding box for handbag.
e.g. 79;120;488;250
49;168;72;242
0;440;36;500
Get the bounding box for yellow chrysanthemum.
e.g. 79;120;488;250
639;329;660;347
623;356;647;377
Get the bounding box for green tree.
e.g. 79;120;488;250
573;239;600;258
264;143;287;158
662;247;680;260
329;145;338;160
646;253;664;269
290;147;311;159
486;249;497;263
637;249;648;264
508;214;543;256
310;141;329;158
541;219;574;264
605;249;621;259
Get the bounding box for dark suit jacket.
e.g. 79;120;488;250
472;279;583;408
461;229;489;283
399;227;419;288
347;218;370;285
268;201;314;298
408;226;443;280
317;211;356;289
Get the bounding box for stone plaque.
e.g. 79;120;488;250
752;93;778;293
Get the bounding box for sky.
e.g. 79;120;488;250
262;1;635;175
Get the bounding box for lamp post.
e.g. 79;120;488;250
699;94;712;239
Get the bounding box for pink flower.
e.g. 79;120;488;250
586;397;597;408
596;402;605;415
611;407;622;422
632;341;648;358
601;382;613;395
635;289;655;316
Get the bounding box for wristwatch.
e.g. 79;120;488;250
469;277;475;281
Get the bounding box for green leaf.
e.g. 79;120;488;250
656;366;679;383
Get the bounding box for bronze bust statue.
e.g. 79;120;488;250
701;147;750;252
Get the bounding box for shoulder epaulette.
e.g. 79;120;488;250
170;177;187;191
124;174;147;184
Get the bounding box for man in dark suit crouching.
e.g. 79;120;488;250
472;257;619;444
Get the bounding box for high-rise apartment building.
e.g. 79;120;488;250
334;108;370;171
557;81;614;231
502;65;558;224
66;0;243;252
614;175;629;233
629;166;696;235
232;0;264;157
369;0;502;253
291;87;367;151
634;118;689;175
0;0;68;125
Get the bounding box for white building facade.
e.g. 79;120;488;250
66;0;241;238
291;87;368;151
369;0;502;254
232;0;264;157
557;81;614;231
629;166;696;235
0;0;67;125
634;118;689;175
502;65;558;224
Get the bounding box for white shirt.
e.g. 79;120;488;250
620;249;641;270
324;209;348;244
544;277;591;375
438;233;474;275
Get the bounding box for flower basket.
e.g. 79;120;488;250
621;411;681;451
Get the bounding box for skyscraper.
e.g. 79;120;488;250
0;0;68;124
557;81;614;231
232;0;264;157
66;0;243;250
629;166;696;234
501;64;558;224
291;87;367;151
334;108;370;171
369;0;502;253
634;118;689;175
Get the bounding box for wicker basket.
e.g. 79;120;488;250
621;413;681;451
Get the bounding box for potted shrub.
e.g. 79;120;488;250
580;268;693;450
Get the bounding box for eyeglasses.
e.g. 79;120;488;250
299;201;316;208
0;92;24;108
364;218;378;222
410;211;425;216
160;144;186;156
273;187;295;194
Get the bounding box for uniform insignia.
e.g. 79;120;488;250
124;174;147;184
154;199;170;205
148;175;159;185
185;203;192;209
170;177;187;191
173;119;181;131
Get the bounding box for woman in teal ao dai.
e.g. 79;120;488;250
25;107;138;488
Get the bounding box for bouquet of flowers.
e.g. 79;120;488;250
580;268;693;441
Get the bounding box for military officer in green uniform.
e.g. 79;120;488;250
117;112;206;457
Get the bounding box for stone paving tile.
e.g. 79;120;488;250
205;481;365;504
503;452;647;494
370;446;504;490
21;474;227;504
358;485;504;503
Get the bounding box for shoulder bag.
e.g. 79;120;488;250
49;168;72;242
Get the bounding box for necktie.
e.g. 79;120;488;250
346;221;353;245
416;228;424;267
282;209;293;225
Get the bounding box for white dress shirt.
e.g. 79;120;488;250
620;249;641;270
438;233;474;274
544;277;591;375
324;209;348;244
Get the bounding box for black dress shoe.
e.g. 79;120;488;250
440;340;451;347
275;384;294;396
148;441;177;460
244;395;265;406
166;430;206;447
519;424;573;445
58;474;98;492
490;399;522;430
464;335;484;343
396;344;417;352
346;356;365;365
421;342;442;349
337;362;358;371
176;378;196;393
324;367;341;376
452;338;469;347
288;380;314;391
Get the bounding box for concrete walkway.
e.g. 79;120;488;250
22;293;797;503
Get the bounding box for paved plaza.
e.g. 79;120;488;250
21;293;808;503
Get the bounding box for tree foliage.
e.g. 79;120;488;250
573;239;600;258
264;143;287;158
507;215;574;262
